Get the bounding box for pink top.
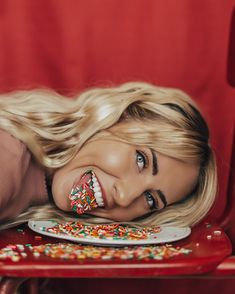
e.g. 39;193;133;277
0;129;48;223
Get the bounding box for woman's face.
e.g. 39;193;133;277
52;125;199;221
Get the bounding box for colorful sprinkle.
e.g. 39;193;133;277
17;228;24;234
0;243;191;262
46;222;161;240
35;236;42;240
68;170;98;215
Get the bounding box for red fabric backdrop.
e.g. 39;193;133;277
0;0;235;292
0;0;234;223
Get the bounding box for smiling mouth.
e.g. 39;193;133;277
68;170;105;215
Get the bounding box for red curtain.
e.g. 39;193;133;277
0;0;234;227
1;0;235;293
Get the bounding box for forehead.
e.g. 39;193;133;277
155;152;199;205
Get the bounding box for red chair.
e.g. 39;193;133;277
0;1;235;293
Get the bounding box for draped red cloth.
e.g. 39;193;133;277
0;0;234;292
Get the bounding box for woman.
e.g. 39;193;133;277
0;82;217;230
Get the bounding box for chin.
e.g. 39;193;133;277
53;194;71;212
87;211;131;222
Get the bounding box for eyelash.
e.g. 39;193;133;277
136;150;149;171
136;151;157;210
144;191;158;210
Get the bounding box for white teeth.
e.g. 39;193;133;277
94;186;101;193
92;175;104;207
94;191;102;198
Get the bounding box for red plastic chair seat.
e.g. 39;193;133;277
0;223;232;278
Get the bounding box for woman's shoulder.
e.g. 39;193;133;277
0;129;31;208
0;128;31;184
0;128;48;221
0;128;27;155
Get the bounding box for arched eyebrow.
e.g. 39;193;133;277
150;149;168;208
150;149;158;175
157;190;167;208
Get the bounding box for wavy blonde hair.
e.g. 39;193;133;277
0;82;217;229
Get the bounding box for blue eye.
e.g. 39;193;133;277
144;191;157;210
136;151;147;171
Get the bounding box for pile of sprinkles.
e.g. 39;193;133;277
69;170;98;214
0;243;191;262
45;222;161;240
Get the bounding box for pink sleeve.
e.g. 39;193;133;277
0;129;30;211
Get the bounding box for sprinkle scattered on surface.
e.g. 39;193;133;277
17;228;25;235
34;235;42;240
0;243;191;262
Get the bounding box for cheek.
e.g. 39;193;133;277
103;152;125;169
95;198;149;221
51;169;74;210
89;140;133;164
107;207;147;221
92;148;133;175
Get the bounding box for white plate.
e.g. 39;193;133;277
28;220;191;246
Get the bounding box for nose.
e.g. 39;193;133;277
113;176;150;207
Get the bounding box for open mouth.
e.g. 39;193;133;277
68;170;105;215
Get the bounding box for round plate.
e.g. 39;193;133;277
28;220;191;246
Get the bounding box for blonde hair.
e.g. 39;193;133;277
0;82;217;229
